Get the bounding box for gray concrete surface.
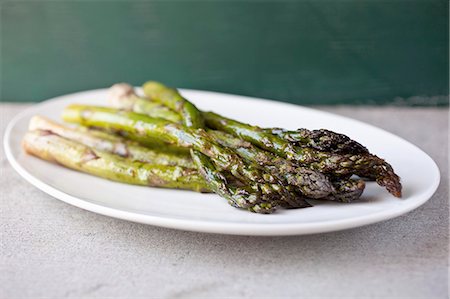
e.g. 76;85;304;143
1;104;448;299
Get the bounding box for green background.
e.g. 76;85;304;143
1;1;448;105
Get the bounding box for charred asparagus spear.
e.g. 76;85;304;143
22;130;209;192
266;128;368;154
203;111;401;197
29;115;194;168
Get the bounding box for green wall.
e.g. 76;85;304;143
1;1;448;105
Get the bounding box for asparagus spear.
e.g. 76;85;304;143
143;81;204;128
203;111;401;197
22;130;209;192
108;83;191;154
266;128;368;154
29;115;194;168
109;83;182;123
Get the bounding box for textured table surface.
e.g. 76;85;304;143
1;104;448;299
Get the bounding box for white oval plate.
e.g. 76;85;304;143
4;89;440;235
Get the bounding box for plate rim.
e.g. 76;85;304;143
3;88;441;236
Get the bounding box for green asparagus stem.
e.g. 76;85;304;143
108;83;189;153
203;111;295;156
109;83;182;123
29;115;194;168
23;130;209;192
143;81;204;128
108;130;190;156
203;111;401;197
